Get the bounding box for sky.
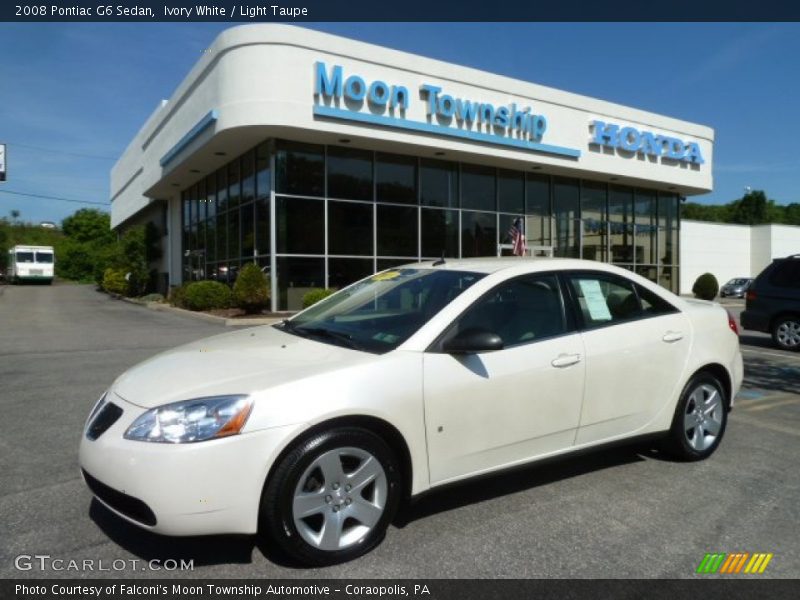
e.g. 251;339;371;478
1;22;798;225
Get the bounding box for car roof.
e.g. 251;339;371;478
399;257;629;275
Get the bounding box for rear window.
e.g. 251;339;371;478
36;252;53;264
767;260;800;289
15;252;34;263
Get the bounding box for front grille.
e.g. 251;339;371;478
86;402;123;441
82;469;157;526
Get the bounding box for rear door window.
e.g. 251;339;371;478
768;261;800;289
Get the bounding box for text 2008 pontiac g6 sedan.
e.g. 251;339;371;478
80;258;743;565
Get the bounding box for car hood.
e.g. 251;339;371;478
112;325;374;409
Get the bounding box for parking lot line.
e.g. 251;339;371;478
741;347;800;361
732;413;800;437
743;397;800;412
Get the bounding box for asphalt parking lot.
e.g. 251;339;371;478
0;283;798;579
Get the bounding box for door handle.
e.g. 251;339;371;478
662;331;684;343
551;353;582;368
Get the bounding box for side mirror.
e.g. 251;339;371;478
443;327;504;354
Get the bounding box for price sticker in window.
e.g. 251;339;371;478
578;279;612;321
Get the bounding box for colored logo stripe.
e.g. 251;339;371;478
697;552;773;574
697;553;726;573
744;553;773;574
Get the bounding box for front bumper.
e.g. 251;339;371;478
79;393;301;536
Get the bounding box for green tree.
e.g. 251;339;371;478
61;209;115;244
784;203;800;226
729;190;769;225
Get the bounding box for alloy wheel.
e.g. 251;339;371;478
292;447;388;551
776;319;800;349
683;383;724;452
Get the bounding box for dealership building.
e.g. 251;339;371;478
111;24;717;311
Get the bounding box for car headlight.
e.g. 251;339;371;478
124;395;253;443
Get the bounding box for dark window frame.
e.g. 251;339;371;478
561;270;679;332
428;272;575;353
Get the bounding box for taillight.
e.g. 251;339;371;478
746;290;756;302
727;310;739;336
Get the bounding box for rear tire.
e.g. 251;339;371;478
663;373;727;461
772;316;800;351
260;427;402;566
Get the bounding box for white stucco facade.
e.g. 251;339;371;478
680;220;800;291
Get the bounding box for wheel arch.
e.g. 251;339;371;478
770;311;800;331
260;414;414;507
690;363;733;411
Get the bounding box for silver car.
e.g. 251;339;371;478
720;278;752;298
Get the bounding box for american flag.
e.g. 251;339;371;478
508;217;526;256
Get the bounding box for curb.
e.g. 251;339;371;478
115;294;285;327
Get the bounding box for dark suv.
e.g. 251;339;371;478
741;255;800;350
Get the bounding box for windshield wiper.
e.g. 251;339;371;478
294;327;364;351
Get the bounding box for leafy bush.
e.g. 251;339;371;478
692;273;719;300
302;288;335;308
182;281;232;311
168;283;191;308
233;263;269;314
102;268;129;296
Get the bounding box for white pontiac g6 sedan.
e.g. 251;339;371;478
80;258;743;565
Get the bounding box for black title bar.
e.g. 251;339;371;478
3;0;800;22
4;579;799;600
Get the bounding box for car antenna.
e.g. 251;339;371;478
432;251;446;267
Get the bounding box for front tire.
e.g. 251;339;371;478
772;316;800;351
260;427;402;566
663;373;727;461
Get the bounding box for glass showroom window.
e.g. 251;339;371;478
421;208;459;258
327;146;373;201
329;257;375;290
275;140;324;197
275;196;324;255
255;143;270;260
581;181;607;262
376;152;417;204
497;169;524;214
377;204;418;258
461;210;497;258
634;189;657;268
328;200;373;256
228;158;241;210
553;177;580;258
525;173;551;249
657;192;680;292
277;257;324;311
461;164;496;212
608;185;633;264
205;175;217;264
420;158;458;208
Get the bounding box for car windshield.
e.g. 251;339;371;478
279;268;485;354
728;279;748;286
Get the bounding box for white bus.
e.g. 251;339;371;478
6;245;55;284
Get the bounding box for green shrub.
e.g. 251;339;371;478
168;283;191;308
692;273;719;300
233;263;269;314
182;280;232;311
102;268;129;296
302;288;335;308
